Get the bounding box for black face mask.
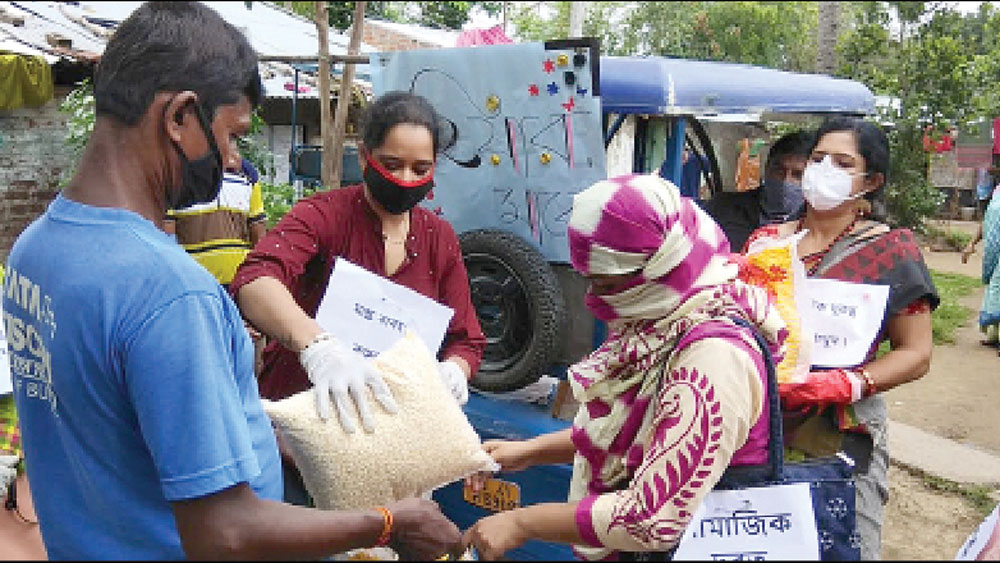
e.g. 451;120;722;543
169;103;224;209
363;153;434;215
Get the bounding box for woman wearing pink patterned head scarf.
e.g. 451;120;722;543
461;173;788;561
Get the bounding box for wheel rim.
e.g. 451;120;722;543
463;251;533;373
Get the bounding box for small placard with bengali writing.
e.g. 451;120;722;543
674;482;819;561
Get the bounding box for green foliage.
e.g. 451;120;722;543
414;1;501;29
261;181;318;228
925;226;974;252
929;269;980;345
883;120;945;229
238;110;277;180
835;2;1000;230
287;1;499;31
58;79;96;164
511;1;816;70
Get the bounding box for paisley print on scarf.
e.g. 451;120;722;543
564;175;789;560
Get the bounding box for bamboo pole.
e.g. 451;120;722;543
315;1;334;188
329;1;366;189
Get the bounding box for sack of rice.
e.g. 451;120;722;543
263;330;498;511
740;231;812;384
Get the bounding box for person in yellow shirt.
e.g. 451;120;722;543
163;155;267;288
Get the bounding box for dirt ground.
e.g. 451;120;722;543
880;219;1000;560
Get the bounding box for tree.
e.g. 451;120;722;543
509;2;817;71
288;1;500;30
316;1;335;189
836;1;998;228
330;1;366;189
816;2;840;74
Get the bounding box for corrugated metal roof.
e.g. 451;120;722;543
0;1;376;99
0;1;106;62
0;2;377;61
73;1;377;58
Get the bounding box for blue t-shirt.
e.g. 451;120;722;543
4;194;282;559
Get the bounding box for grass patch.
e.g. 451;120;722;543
921;473;999;518
929;269;981;345
894;462;998;519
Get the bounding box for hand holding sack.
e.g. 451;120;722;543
298;333;398;433
265;331;498;512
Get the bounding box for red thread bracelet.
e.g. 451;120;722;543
373;506;393;547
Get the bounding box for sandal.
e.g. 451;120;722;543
981;339;1000;348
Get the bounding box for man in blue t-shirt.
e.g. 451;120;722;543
3;2;459;559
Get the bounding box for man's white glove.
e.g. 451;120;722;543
437;360;469;406
299;333;398;433
0;454;18;494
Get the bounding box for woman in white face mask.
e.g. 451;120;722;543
741;117;939;560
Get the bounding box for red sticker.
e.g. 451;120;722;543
528;84;539;96
542;59;555;73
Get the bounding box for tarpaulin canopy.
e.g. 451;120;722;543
0;54;53;110
600;56;875;117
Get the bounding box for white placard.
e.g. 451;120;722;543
315;258;455;359
674;482;819;561
799;278;889;368
956;503;1000;560
0;295;10;396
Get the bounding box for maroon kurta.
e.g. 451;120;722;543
230;184;486;400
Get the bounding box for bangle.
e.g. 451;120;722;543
858;368;877;397
373;506;393;547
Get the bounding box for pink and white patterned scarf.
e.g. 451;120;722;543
565;174;787;557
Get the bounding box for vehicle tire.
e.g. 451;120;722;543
459;229;567;392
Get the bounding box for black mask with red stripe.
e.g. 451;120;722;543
363;153;435;215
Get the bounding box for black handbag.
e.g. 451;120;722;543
621;318;860;562
713;317;861;560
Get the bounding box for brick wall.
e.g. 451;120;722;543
359;21;444;52
0;87;73;262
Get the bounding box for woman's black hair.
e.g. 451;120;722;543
360;91;456;155
94;1;262;125
810;116;890;206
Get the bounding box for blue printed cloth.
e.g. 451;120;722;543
981;187;1000;330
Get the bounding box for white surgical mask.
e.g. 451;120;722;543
801;155;864;211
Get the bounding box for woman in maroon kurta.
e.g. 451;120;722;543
230;92;485;422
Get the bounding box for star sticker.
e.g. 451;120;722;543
547;82;559;95
528;84;539;96
561;97;575;112
542;59;555;73
577;86;588;96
